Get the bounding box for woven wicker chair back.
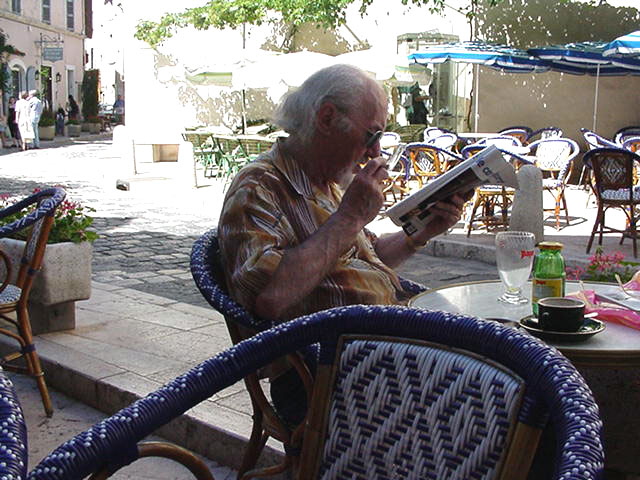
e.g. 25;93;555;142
0;372;28;479
316;337;524;479
584;147;640;196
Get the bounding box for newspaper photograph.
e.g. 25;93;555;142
385;145;518;235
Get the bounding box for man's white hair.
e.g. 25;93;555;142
28;89;37;96
272;64;384;145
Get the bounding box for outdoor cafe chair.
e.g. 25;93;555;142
24;306;604;479
425;131;458;150
461;143;532;236
614;125;640;145
528;137;580;230
583;147;640;258
622;135;640;153
0;187;66;417
498;125;533;144
189;229;426;479
423;126;455;141
181;132;218;188
525;126;563;143
403;142;464;189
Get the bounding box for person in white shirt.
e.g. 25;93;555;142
28;90;44;148
15;92;34;151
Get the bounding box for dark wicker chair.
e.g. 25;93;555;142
28;306;604;479
583;147;640;257
189;229;426;479
0;187;66;417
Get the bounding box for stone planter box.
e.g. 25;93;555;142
81;122;91;132
39;125;55;141
89;122;101;134
67;124;81;137
0;239;92;334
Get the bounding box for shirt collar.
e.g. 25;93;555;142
271;138;315;198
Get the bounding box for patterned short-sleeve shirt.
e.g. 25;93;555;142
218;140;406;322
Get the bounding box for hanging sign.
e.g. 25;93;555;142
43;47;63;62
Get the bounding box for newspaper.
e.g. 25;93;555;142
386;145;518;236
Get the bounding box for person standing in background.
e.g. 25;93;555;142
28;90;44;149
7;97;20;148
113;95;125;125
15;92;34;151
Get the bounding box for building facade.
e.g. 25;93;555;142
1;0;92;113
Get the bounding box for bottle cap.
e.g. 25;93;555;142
538;241;563;250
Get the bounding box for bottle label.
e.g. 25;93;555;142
532;277;564;303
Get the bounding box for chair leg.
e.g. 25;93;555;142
238;409;268;478
17;305;53;416
561;192;570;226
587;204;604;253
466;194;482;237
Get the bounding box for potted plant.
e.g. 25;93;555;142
87;115;102;134
67;118;81;137
38;109;55;141
81;69;100;133
0;190;98;334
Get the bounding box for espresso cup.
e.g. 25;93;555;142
537;297;586;332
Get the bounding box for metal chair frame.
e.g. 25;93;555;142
26;306;604;480
0;187;66;417
583;147;640;258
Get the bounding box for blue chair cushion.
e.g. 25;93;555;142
0;285;21;305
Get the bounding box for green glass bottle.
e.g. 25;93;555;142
531;241;566;316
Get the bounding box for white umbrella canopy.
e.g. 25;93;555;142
333;49;430;85
235;50;336;89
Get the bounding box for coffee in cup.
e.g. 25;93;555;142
537;297;585;332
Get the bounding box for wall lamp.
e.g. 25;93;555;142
55;72;62;83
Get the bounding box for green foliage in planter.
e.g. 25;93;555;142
81;69;100;120
66;119;79;125
0;190;99;244
566;246;640;283
39;109;55;127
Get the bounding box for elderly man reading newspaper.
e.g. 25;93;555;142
218;64;473;425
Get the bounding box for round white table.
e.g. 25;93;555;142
409;280;640;367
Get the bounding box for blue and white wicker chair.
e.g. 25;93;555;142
0;187;66;417
499;125;533;145
190;228;426;479
583;147;640;258
526;126;563;143
0;370;28;480
528;137;580;230
29;306;604;479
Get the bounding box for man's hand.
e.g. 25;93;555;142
337;157;388;229
412;190;474;244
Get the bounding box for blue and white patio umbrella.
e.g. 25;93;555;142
409;41;550;73
528;42;640;130
604;30;640;58
408;42;550;131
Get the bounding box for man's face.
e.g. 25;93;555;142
333;92;387;179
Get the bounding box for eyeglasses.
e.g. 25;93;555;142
365;129;383;149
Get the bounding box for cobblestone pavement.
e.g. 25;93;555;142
0;138;497;307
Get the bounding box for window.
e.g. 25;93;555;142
42;0;50;23
66;0;74;31
11;0;20;14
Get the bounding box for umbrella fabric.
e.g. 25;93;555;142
604;31;640;57
528;42;640;76
334;49;429;84
409;41;549;73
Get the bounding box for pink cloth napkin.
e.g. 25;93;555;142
568;289;640;331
